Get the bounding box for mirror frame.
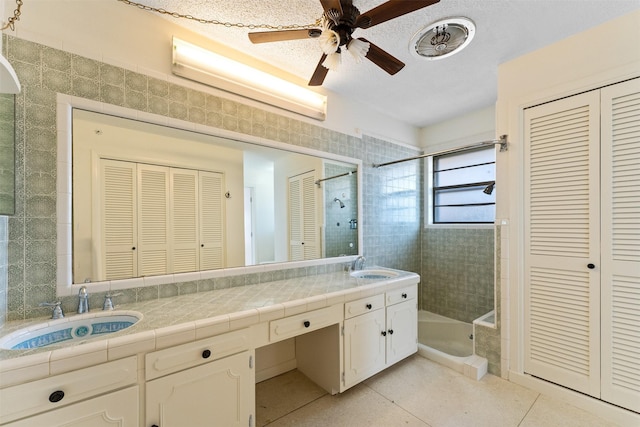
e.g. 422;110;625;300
0;93;15;215
56;94;362;297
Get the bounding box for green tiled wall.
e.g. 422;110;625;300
421;227;495;323
2;36;423;321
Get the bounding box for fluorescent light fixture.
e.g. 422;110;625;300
172;37;327;120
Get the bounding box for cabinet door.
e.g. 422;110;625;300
100;159;137;280
600;78;640;413
288;171;319;261
199;171;225;270
5;386;138;427
137;164;171;276
171;168;199;273
343;309;386;389
146;351;254;427
523;91;601;397
386;300;417;366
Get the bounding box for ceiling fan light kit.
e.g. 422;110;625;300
410;17;476;60
248;0;441;86
171;37;327;120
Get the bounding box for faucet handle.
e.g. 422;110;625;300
40;301;64;319
103;293;123;311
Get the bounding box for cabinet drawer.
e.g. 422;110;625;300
4;386;139;427
386;285;417;306
0;356;137;425
146;328;250;381
344;294;385;319
270;305;342;342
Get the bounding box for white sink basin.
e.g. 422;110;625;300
0;311;142;350
350;269;399;280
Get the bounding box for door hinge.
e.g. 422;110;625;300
342;371;345;383
341;325;344;336
249;414;253;427
249;355;253;369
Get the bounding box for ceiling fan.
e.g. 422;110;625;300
248;0;440;86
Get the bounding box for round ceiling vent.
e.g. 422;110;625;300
410;17;475;60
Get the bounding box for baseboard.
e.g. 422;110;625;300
255;359;297;383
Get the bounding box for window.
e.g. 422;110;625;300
430;147;495;224
382;162;419;223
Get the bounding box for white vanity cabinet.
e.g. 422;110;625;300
0;357;138;426
343;285;417;389
145;329;255;427
385;286;418;366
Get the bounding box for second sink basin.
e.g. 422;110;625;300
350;269;399;280
0;311;142;350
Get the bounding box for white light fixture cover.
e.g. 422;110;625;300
172;37;327;120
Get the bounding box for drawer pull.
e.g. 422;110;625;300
388;329;394;335
402;293;408;299
381;331;387;336
202;349;211;359
49;390;65;403
366;303;372;310
303;320;311;328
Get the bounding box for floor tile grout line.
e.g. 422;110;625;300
517;393;541;426
260;391;329;427
362;381;434;426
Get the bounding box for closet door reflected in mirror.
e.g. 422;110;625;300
71;108;360;283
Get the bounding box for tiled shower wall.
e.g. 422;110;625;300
0;217;6;327
473;225;501;376
323;163;358;258
3;36;422;321
421;227;495;324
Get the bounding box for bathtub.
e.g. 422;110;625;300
417;310;487;379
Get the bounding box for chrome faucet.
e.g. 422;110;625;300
78;286;89;314
40;301;64;319
351;255;366;271
102;293;122;311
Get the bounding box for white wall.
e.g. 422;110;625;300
419;105;496;150
6;0;419;146
243;153;276;264
496;9;640;422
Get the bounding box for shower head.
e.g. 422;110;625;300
334;197;345;208
483;182;495;195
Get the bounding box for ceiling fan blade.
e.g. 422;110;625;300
360;38;405;75
357;0;440;28
320;0;343;14
248;29;321;44
309;55;330;86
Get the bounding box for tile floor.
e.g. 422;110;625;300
256;354;620;427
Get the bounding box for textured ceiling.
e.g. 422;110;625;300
134;0;638;127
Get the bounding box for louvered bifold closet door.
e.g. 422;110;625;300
171;168;199;273
523;91;601;397
137;164;171;276
199;171;225;270
100;159;137;280
288;176;304;261
600;78;640;412
301;172;319;260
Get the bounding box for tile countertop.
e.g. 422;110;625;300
0;268;419;383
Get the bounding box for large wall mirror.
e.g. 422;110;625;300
70;108;360;285
0;93;15;215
